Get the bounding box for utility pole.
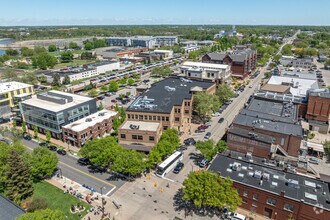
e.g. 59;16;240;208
100;186;106;218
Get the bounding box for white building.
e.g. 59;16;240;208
280;55;295;66
88;60;120;74
153;50;173;59
267;75;319;97
292;58;314;69
180;61;231;84
106;36;178;49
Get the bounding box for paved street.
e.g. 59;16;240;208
21;139;126;195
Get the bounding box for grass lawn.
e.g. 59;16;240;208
32;181;91;220
53;59;94;69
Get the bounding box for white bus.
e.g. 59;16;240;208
156;151;183;177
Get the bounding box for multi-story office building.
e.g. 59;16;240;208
118;77;216;151
181;61;231;84
155;36;178;46
130;36;156;48
20;90;97;139
62;109;117;147
209;154;330;220
106;37;131;47
0;81;34;116
106;36;177;49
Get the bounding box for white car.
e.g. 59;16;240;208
211;112;220;117
308;157;320;165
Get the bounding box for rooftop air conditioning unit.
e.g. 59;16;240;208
85;118;92;122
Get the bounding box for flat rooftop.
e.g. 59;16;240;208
209;154;330;210
120;120;160;132
228;127;275;144
0;81;32;93
182;61;229;70
21;90;94;112
63;109;117;132
127;77;214;114
246;96;298;121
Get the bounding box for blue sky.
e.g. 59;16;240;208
0;0;329;26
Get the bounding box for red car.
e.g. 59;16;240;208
198;125;209;130
111;99;117;103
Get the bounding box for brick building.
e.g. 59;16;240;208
209;154;330;220
228;96;304;158
62;109;117;148
118;77;215;151
306;89;330;133
202;48;257;78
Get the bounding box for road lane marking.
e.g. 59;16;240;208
24;145;116;188
105;186;117;196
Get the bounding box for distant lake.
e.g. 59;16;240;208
0;38;15;56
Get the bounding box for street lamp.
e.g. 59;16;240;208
58;167;63;178
100;186;106;217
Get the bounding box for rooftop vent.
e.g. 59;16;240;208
287;179;299;189
129;124;140;130
262;173;270;181
164;86;176;92
232;162;242;171
254;170;262;179
305;192;317;201
85;118;92;122
98;112;105;116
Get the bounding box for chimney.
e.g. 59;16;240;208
281;191;285;197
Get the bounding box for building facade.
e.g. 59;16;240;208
181;61;231;84
20;90;97;139
106;36;178;49
292;58;313;69
62;109;117;147
209;155;330;220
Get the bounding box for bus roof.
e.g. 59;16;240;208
158;151;182;168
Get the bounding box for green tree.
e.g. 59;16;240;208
60;51;73;63
12;121;16;128
30;147;58;180
62;74;71;85
216;140;228;153
5;150;33;204
88;89;98;97
281;44;293;56
323;140;330;155
193;92;221;118
33;52;57;70
81;52;96;60
34;46;47;55
22;121;27;133
45;130;51;142
5;48;19;56
68;41;78;49
128;78;135;86
151;66;171;77
98;102;104;111
216;84;235;103
195;139;217;161
100;85;108;92
1;69;18;81
33;125;38;139
111;149;145;177
119;78;127;85
182;171;241;211
108;81;119;92
21;47;35;56
48;44;57;52
52;73;61;87
84;42;94;50
17;208;65;220
80;136;122;168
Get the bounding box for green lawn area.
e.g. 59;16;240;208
53;59;94;69
32;181;91;220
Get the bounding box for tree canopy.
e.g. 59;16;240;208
108;81;119;92
182;171;241;211
216;84;235;103
60;51;74;63
193;92;221;118
30;147;58;180
17;208;66;220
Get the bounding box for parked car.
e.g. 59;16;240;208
204;132;211;139
57;149;67;155
198;125;209;130
218;117;225;123
48;145;57;151
111;99;117;103
39;142;48;147
173;162;184;174
184;138;196;146
195;129;205;133
308;157;320;165
204;121;212;126
199;159;209;168
78;158;90;166
0;117;10;124
23;135;32;140
211;112;220;117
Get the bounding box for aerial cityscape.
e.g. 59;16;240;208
1;1;330;220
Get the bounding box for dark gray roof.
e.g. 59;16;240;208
0;194;25;220
206;52;227;61
229;53;247;62
228;127;275;144
246;97;298;121
209;154;330;210
233;113;303;137
127;77;214;114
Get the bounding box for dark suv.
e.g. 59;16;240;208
78;158;90;166
184;138;196;146
173;162;184;174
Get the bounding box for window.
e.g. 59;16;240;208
284;204;294;212
267;198;276;206
185;110;189;114
252;202;258;207
162;116;165;121
175;117;180;122
149;136;155;141
138;135;143;140
243;191;248;197
139;115;143;120
120;134;126;139
149;116;152;120
165;117;169;121
127;114;131;119
253;193;258;201
153;116;156;121
157;116;161;121
132;135;137;140
144;115;148;120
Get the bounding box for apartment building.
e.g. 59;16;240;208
106;36;178;49
180;61;231;84
20;90;97;139
62;109;117;147
0;81;34;116
106;37;131;47
306;89;330;133
153;50;174;59
118;77;215;151
155;36;178;46
228;95;303;158
202;48;257;78
292;58;314;69
209;154;330;220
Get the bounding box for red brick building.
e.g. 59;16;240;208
209;155;330;220
62;109;118;148
202;47;257;78
306;89;330;133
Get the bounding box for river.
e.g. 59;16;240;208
0;38;16;56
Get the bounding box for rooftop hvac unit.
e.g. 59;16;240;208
98;112;105;116
232;162;241;171
129;124;139;130
85;118;92;122
164;86;176;92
